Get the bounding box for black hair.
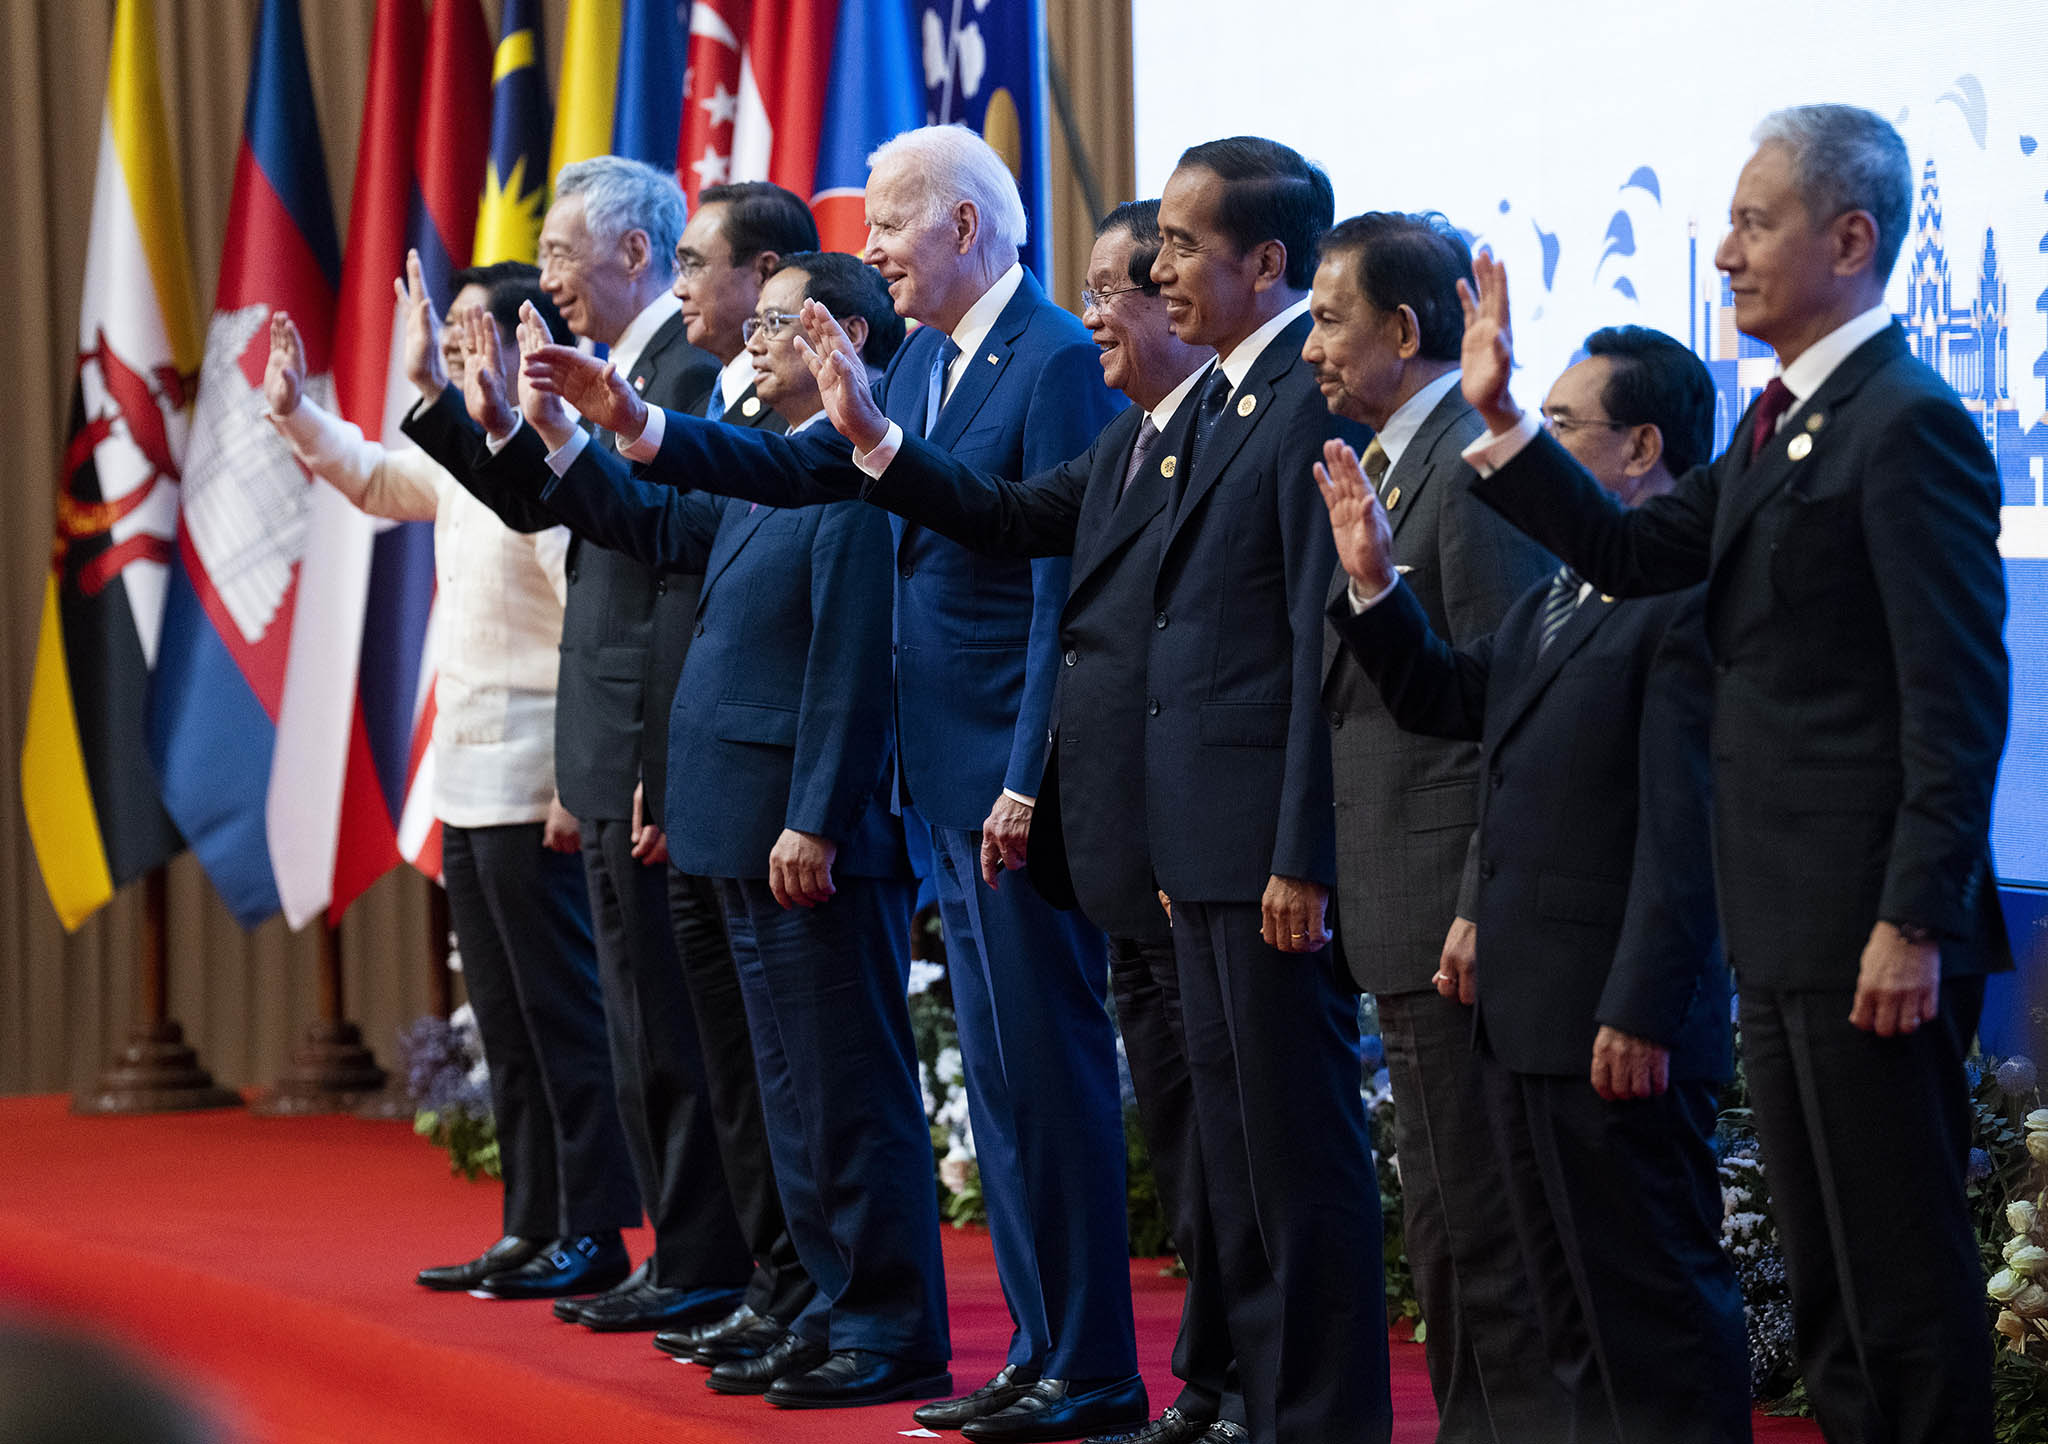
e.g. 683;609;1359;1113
1582;326;1716;475
1318;212;1472;363
446;260;571;344
1173;137;1334;289
773;251;905;368
698;181;821;263
1096;199;1164;294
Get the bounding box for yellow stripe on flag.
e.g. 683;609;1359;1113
493;26;537;84
104;0;200;374
22;577;116;931
548;0;621;181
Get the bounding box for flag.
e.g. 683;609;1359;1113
811;0;921;253
678;0;838;208
147;0;341;928
550;0;623;179
474;0;553;265
613;0;687;168
21;0;195;930
919;0;1052;278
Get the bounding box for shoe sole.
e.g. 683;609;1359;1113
767;1370;954;1410
704;1372;784;1396
965;1414;1152;1444
913;1391;1037;1429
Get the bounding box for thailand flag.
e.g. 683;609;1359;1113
147;0;341;928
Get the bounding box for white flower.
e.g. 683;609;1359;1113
938;1151;977;1196
2011;1244;2048;1278
1996;1308;2030;1349
2011;1200;2041;1236
2025;1108;2048;1134
907;959;945;997
935;1045;963;1086
2028;1133;2048;1166
1990;1267;2025;1302
2013;1281;2048;1319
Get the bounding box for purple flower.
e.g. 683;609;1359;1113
1967;1148;1994;1184
1998;1057;2039;1096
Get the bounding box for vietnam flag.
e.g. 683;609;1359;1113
21;0;196;930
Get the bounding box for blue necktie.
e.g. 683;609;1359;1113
1181;367;1233;491
1538;565;1584;655
704;372;726;420
923;337;962;438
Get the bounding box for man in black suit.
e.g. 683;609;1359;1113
1300;212;1557;1441
407;156;754;1326
1320;325;1748;1443
1457;105;2010;1443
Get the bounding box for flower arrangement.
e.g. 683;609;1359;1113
398;1004;499;1182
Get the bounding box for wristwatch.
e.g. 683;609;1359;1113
1886;919;1936;945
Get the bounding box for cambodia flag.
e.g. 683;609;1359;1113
147;0;340;927
920;0;1053;279
811;0;921;253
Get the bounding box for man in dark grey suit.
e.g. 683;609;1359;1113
1322;326;1749;1443
1302;212;1555;1441
1457;105;2010;1444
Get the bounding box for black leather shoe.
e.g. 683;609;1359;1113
1200;1425;1247;1443
913;1364;1042;1428
653;1304;756;1357
553;1258;649;1321
962;1376;1149;1442
1081;1406;1216;1444
704;1332;828;1395
693;1314;787;1365
766;1349;952;1409
415;1236;543;1291
475;1232;630;1300
577;1283;745;1333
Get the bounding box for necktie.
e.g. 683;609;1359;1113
1121;416;1161;500
1360;438;1392;499
923;336;962;438
704;372;726;420
1538;565;1584;655
1183;367;1233;485
1747;377;1796;462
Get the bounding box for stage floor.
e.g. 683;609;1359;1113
0;1095;1820;1442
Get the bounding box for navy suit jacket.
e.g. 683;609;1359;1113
1471;325;2011;988
1332;575;1731;1080
539;431;905;881
623;269;1123;831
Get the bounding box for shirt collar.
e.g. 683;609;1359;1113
786;408;829;434
1218;296;1311;390
608;291;682;382
1375;369;1463;474
948;261;1027;363
1148;359;1214;433
712;348;757;416
1777;301;1891;404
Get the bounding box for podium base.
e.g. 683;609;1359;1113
72;1021;244;1115
250;1021;389;1116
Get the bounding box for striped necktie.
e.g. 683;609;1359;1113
1121;416;1160;500
1538;565;1584;655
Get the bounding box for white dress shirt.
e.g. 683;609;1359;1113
1341;369;1464;611
705;346;757;420
490;289;685;453
272;396;571;829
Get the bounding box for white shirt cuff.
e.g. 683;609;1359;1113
483;413;524;454
1347;576;1401;613
1001;787;1036;808
853;421;905;479
545;429;591;476
619;404;664;461
1459;409;1542;476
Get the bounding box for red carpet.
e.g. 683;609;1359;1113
0;1096;1819;1442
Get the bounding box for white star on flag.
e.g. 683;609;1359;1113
692;148;731;186
700;82;739;129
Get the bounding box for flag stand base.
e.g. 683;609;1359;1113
72;1019;244;1115
250;1020;390;1116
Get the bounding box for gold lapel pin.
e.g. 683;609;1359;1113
1805;413;1825;432
1385;486;1402;510
741;396;762;417
1236;393;1257;417
633;375;647;391
1159;455;1178;479
1601;593;1617;604
1787;433;1812;461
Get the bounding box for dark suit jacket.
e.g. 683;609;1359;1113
1332;575;1731;1080
403;312;719;824
622;269;1122;832
853;313;1368;905
536;437;904;881
1321;386;1556;994
1471;324;2011;988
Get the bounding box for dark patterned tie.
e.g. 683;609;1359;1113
1538;565;1584;655
1360;438;1391;499
1121;416;1161;500
1747;376;1796;462
1182;367;1233;487
922;336;962;438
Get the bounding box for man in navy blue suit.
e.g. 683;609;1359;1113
524;126;1142;1443
501;252;953;1410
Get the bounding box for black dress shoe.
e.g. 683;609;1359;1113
962;1375;1149;1443
704;1332;828;1395
1080;1405;1216;1444
1200;1425;1247;1443
653;1304;756;1357
475;1232;630;1300
553;1258;649;1321
913;1364;1042;1428
415;1236;544;1291
577;1283;745;1333
766;1349;952;1410
693;1315;787;1365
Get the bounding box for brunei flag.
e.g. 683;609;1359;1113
474;0;554;265
22;0;196;930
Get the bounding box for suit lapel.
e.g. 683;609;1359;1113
1492;585;1616;744
928;271;1047;451
1165;313;1310;553
1383;388;1473;544
699;497;772;600
1070;408;1163;594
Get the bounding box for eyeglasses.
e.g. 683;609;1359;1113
1540;409;1630;437
741;311;803;344
1081;283;1147;313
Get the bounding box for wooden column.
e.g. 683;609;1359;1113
252;909;388;1115
73;867;241;1114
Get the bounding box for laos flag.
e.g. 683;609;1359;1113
147;0;340;928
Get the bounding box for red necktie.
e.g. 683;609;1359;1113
1748;377;1795;462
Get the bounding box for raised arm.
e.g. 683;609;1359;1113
538;440;723;571
265;310;439;522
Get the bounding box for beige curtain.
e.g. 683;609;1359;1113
0;0;1135;1096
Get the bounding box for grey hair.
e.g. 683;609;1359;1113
553;156;687;280
867;124;1028;256
1751;104;1911;281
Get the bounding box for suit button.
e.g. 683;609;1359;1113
566;567;579;583
900;564;915;579
1064;649;1078;666
1147;699;1160;717
1715;661;1731;675
654;578;667;595
1490;768;1503;789
693;622;705;638
1154;611;1169;629
1479;861;1496;881
1329;712;1344;729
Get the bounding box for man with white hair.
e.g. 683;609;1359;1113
522;125;1139;1433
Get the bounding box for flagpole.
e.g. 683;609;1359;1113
252;908;390;1115
72;865;242;1114
426;882;453;1019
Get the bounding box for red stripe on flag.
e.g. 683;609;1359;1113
416;0;490;265
217;145;336;384
329;700;400;917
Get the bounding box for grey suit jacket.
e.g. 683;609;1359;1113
1323;386;1555;995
